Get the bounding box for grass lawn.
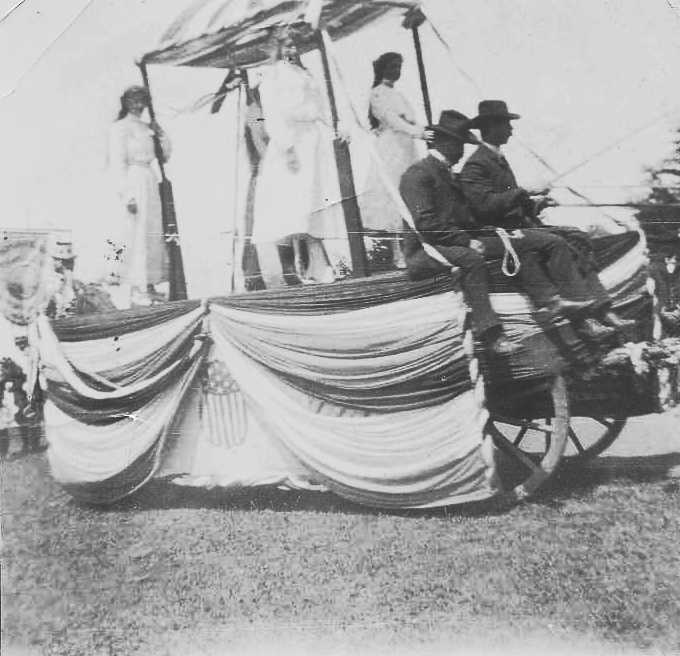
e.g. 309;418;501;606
1;450;679;655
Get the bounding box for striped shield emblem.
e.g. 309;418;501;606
200;359;247;448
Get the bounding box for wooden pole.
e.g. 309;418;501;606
138;61;188;300
139;62;167;180
316;31;369;278
412;25;432;125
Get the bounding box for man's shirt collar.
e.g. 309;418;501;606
481;141;504;158
428;148;452;169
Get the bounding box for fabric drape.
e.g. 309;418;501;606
41;230;648;506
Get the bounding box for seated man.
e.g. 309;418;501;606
399;110;617;349
460;99;633;334
650;248;680;336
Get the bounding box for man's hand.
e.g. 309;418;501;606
469;239;485;254
513;188;533;211
127;199;138;215
534;194;558;212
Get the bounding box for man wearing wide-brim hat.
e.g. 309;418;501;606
46;240;77;318
462;100;534;226
399;109;625;346
399;110;518;355
460;99;634;337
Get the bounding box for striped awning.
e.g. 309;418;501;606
141;0;420;69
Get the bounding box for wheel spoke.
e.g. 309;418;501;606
493;431;542;474
513;424;530;446
568;427;585;454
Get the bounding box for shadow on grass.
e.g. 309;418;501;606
70;452;680;518
91;478;510;519
534;451;680;505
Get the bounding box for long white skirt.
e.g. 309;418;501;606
252;123;348;285
359;129;423;233
118;164;168;290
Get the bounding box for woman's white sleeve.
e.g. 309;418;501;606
371;89;424;138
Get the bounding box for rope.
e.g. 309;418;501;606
494;228;521;277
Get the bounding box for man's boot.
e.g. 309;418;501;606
574;317;617;342
546;296;596;320
600;311;636;331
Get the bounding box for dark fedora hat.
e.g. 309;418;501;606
429;110;478;143
470;100;521;127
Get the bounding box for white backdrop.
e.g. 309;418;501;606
1;0;680;295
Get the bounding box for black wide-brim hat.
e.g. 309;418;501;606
429;110;478;144
469;100;521;128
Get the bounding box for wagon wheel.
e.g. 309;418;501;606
486;374;569;502
491;413;627;465
562;416;627;462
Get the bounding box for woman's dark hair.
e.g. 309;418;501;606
117;86;150;120
368;52;402;130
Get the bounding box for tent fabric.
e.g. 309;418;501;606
160;328;493;509
142;0;418;69
58;307;207;385
40;312;208;502
51;299;204;342
42;230;648;507
44;281;497;507
210;290;470;411
213;270;459;315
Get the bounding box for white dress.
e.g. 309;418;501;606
361;82;426;233
252;61;346;283
108;114;171;291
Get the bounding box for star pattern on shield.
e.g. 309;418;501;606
203;359;240;395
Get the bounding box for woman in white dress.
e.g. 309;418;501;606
108;86;170;305
252;29;345;285
363;52;432;267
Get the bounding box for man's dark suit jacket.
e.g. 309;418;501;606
460;144;522;226
399;154;477;263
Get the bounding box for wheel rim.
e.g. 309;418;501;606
486;374;569;502
563;416;626;461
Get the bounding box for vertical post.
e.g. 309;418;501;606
316;31;369;278
138;61;188;301
412;25;432;125
230;77;244;293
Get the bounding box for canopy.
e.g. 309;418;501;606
141;0;419;68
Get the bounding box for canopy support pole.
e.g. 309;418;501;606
411;25;432;125
138;61;188;301
317;31;369;278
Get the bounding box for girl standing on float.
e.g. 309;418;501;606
362;52;432;268
108;85;170;305
252;27;346;285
